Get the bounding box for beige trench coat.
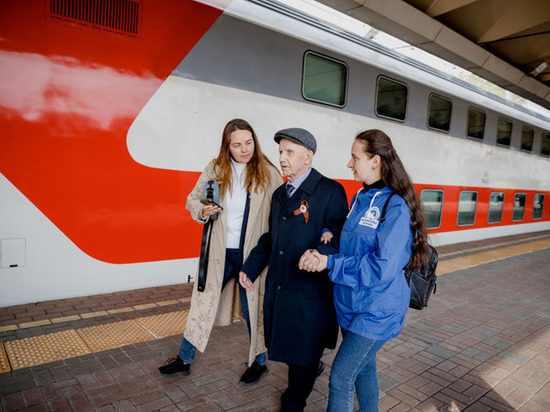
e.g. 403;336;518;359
184;160;282;366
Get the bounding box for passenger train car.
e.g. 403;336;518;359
1;0;549;306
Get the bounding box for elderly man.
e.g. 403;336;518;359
240;128;348;411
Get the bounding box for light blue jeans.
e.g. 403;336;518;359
327;329;386;412
178;248;266;366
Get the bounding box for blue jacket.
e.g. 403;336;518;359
326;185;412;341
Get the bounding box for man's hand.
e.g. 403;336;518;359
299;249;328;272
239;271;254;291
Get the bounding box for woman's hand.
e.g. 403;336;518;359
239;271;254;291
299;249;328;272
320;231;333;244
200;204;222;219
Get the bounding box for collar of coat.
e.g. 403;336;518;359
276;168;322;204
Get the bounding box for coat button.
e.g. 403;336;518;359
279;250;284;255
277;286;282;290
282;216;287;221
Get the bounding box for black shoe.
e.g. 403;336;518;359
158;356;190;375
240;361;268;384
316;361;325;377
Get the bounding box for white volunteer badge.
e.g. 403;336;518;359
359;206;381;228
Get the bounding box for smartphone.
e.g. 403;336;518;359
200;199;223;209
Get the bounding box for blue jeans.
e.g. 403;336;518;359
327;329;386;412
179;249;266;365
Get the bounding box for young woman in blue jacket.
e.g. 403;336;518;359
300;129;429;411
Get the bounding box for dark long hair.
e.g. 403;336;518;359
355;129;429;269
213;119;277;197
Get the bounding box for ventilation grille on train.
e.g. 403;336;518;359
49;0;140;38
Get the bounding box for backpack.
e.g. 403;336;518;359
380;192;438;310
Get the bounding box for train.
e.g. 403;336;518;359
1;0;549;307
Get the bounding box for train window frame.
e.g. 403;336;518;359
496;117;513;147
533;194;545;220
427;93;452;132
375;76;408;122
457;190;478;226
541;133;550;156
512;193;526;221
301;51;348;108
487;191;505;224
521;126;534;153
420;189;444;230
467;107;486;141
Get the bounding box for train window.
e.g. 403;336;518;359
512;193;526;221
375;76;407;121
457;191;478;226
533;194;544;220
521;127;534;152
497;118;512;147
302;51;347;107
488;192;504;224
420;189;443;229
427;94;452;131
541;133;550;156
467;107;485;140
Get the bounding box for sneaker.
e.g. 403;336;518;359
316;361;325;377
158;356;191;375
240;361;268;384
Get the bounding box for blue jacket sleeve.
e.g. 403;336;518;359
328;200;412;289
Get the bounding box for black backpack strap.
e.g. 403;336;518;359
197;219;214;292
380;192;397;224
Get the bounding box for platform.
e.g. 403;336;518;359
1;231;549;411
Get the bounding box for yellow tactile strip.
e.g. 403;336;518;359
137;311;188;339
437;238;550;275
76;319;157;353
4;329;92;370
0;296;191;332
1;310;189;370
0;342;10;373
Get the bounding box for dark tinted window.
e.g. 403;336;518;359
376;77;407;121
533;194;544;220
513;193;526;221
420;190;443;229
541;133;550;156
428;94;452;131
497;118;512;147
457;191;477;226
521;127;534;152
488;192;504;224
303;52;347;107
467;108;485;140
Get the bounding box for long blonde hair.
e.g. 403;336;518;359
213;119;277;197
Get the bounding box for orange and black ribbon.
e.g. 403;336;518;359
293;200;309;223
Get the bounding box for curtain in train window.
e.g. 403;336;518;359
428;94;452;131
497;118;512;147
521;127;534;152
533;194;544;220
541;133;550;156
302;52;347;107
457;191;477;226
488;192;504;224
467;108;485;140
376;77;407;121
420;189;443;229
512;193;526;221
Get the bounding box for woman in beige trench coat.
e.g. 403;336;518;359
158;118;282;384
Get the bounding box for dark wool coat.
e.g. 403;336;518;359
242;168;349;365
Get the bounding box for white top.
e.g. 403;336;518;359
225;160;248;249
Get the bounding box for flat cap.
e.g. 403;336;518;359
274;128;317;154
